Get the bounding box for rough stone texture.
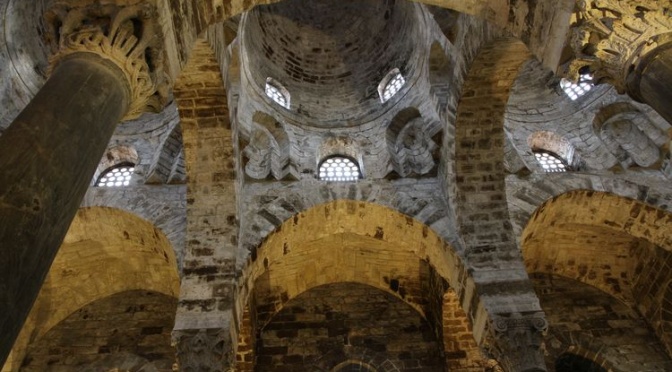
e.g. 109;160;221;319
533;274;672;372
172;39;237;370
4;207;180;372
2;0;672;371
255;282;443;371
20;291;177;372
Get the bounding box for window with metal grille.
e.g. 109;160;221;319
318;156;361;182
96;163;135;187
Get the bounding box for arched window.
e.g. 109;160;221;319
378;68;406;103
533;150;569;173
265;77;290;109
560;71;594;101
318;156;361;182
96;163;135;187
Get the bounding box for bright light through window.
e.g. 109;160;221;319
534;151;567;173
319;157;361;182
379;68;406;103
265;78;290;109
560;73;593;101
96;164;134;187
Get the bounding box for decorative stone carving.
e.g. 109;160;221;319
172;328;233;372
567;0;672;93
242;112;290;180
488;313;548;372
44;2;169;120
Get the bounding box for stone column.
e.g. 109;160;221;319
0;3;166;365
567;0;672;124
627;42;672;124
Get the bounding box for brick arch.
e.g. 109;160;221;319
239;183;454;257
5;207;180;371
521;190;672;303
452;35;544;315
523;191;672;358
523;190;672;255
506;174;672;240
234;200;490;368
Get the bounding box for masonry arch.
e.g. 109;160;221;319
4;207;180;371
522;190;672;361
235;200;489;370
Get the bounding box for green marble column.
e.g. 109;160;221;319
0;54;130;365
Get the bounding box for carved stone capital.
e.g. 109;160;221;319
488;313;548;372
172;328;234;372
566;0;672;93
44;2;169;120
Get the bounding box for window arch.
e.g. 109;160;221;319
95;162;135;187
378;68;406;103
527;131;576;173
318;156;361;182
560;71;594;101
265;77;290;109
533;149;569;173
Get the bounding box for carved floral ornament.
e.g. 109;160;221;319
44;3;169;120
567;0;672;93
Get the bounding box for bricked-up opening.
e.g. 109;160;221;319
532;150;568;173
319;156;362;181
95;162;135;187
378;68;406;103
264;77;290;108
241;0;422;127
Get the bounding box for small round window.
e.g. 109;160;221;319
318;156;361;182
533;150;568;173
96;163;135;187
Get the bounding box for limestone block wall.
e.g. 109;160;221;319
533;274;672;371
19;291;177;372
254;283;443;371
173;39;237;347
239;178;456;266
81;185;187;268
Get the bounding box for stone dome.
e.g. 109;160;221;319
241;0;422;128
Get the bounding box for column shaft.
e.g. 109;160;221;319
629;44;672;124
0;55;129;365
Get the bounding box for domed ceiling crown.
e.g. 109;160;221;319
241;0;422;128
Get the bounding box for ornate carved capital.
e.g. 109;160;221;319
566;1;672;93
172;328;234;372
488;313;548;372
44;2;169;120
